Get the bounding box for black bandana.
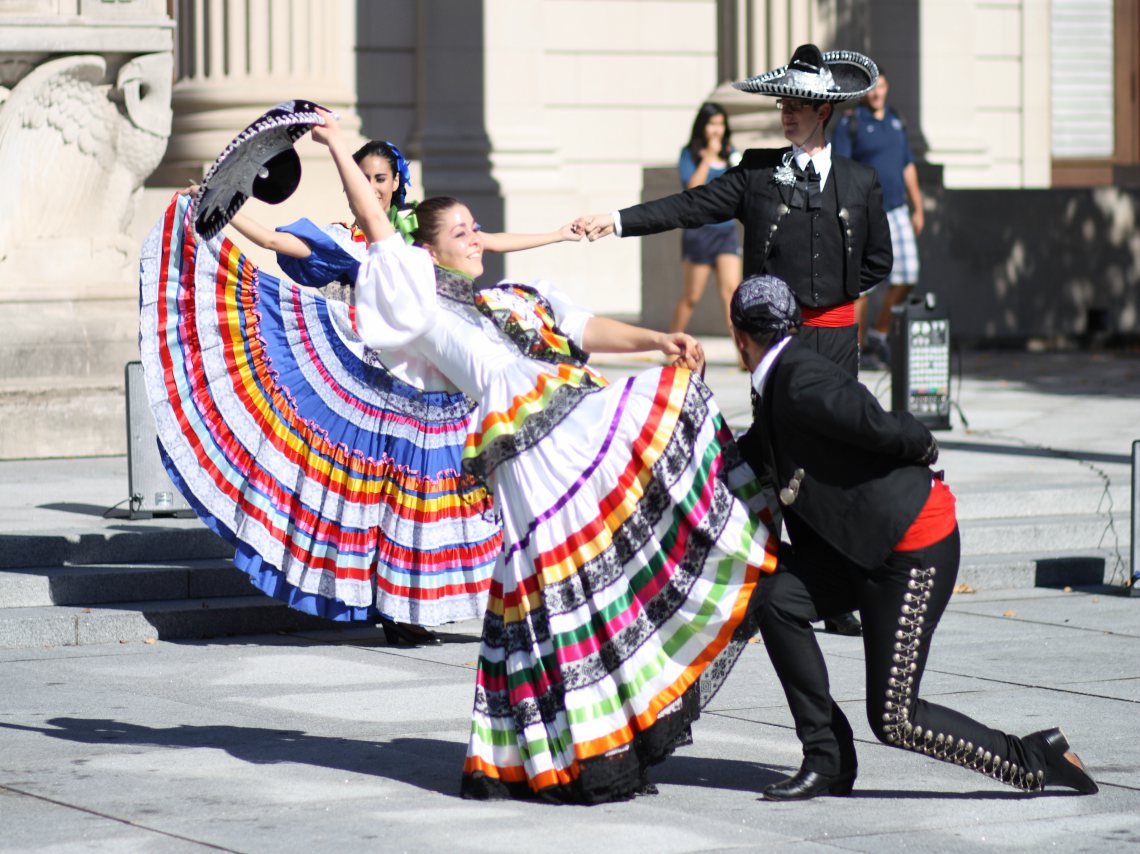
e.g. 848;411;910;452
730;274;801;337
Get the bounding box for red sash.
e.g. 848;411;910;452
801;302;856;327
894;479;957;551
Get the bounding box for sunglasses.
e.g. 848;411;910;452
775;99;817;113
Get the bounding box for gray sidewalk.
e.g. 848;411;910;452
1;348;1138;852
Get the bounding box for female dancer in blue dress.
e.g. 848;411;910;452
148;93;592;643
143;103;585;645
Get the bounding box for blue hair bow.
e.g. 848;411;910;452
384;140;412;205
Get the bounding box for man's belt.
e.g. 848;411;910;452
801;302;855;327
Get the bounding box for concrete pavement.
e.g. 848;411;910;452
1;347;1138;852
2;587;1138;853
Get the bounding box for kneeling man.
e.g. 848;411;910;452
731;274;1097;801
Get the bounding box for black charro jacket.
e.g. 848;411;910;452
739;339;937;569
619;148;892;306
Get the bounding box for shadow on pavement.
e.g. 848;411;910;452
653;755;1041;799
650;753;787;793
0;718;467;797
38;502;130;519
848;788;1047;800
0;718;1097;803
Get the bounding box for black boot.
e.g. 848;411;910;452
1024;728;1098;794
379;617;443;647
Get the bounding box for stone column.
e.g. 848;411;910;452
157;0;363;183
710;0;842;149
482;0;577;287
409;0;580;286
1019;0;1051;188
408;0;504;277
913;0;988;186
151;0;367;277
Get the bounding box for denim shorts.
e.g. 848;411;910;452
681;224;740;265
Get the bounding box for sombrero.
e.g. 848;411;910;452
733;43;878;102
193;99;330;239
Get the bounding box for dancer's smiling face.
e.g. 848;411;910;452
422;203;484;279
357;154;399;213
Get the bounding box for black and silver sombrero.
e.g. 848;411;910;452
733;44;878;102
193;99;330;240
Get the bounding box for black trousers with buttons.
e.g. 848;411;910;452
756;526;1050;790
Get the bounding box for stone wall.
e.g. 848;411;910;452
0;3;175;458
919;165;1140;344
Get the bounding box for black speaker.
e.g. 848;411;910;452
124;361;192;519
888;294;951;431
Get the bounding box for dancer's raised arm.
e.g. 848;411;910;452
310;109;394;245
179;183;312;258
228;211;313;258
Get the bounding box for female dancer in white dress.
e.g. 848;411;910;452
312;109;778;803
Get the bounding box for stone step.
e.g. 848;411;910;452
956;549;1122;591
0;298;137;384
0;471;1125;649
0;379;128;459
0;528;233;570
957;513;1117;556
0;560;251;609
953;483;1131;520
0;595;335;649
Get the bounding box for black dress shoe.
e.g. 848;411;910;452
822;611;862;637
762;766;856;801
379;618;443;647
1025;728;1098;794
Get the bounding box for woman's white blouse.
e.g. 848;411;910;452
353;234;595;403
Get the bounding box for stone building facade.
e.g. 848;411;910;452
0;0;1136;456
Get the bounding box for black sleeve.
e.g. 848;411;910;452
619;163;750;236
782;355;933;462
860;174;893;291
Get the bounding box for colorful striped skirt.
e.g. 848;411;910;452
460;366;776;802
138;194;501;625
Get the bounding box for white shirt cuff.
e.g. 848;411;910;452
611;210;623;237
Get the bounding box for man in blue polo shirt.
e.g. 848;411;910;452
832;71;924;371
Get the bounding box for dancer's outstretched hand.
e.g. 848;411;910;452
660;332;706;375
680;342;707;376
309;108;342;147
560;220;585;242
578;214;615;241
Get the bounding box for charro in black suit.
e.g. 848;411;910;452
620;148;892;375
740;337;1080;795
